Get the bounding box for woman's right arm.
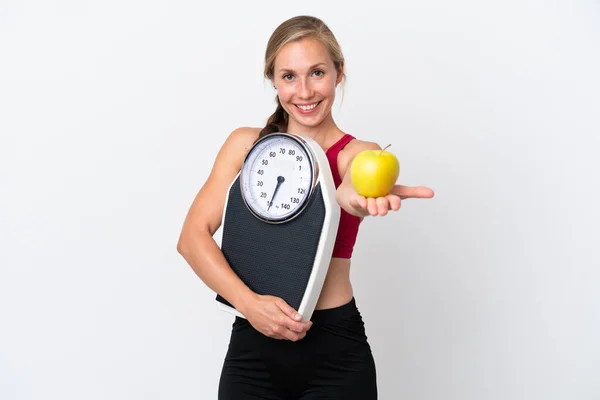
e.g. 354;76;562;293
176;127;312;341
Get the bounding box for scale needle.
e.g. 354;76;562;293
267;176;285;211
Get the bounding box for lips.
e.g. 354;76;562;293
294;101;322;114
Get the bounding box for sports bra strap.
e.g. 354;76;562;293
325;134;355;187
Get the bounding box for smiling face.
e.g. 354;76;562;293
272;37;343;132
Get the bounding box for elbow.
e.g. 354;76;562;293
176;223;210;256
176;236;187;256
176;228;193;256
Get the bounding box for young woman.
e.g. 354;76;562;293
177;15;434;400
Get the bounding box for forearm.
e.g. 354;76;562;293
177;229;257;314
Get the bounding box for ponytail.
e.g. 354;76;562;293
258;96;288;139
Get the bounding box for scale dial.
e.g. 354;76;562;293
240;133;318;223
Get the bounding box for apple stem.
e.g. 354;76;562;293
379;144;391;156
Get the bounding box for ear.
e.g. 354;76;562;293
336;63;345;85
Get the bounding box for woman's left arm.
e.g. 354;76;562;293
335;141;435;218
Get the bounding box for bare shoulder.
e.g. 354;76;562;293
179;126;261;237
211;126;260;172
338;137;382;177
344;138;382;154
223;126;262;159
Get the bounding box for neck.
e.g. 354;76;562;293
286;113;341;149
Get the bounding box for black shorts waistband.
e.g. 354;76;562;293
233;297;360;326
309;297;358;325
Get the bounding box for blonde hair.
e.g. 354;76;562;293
259;16;346;138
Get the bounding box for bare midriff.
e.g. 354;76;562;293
314;257;353;310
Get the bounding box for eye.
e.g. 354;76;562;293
282;73;294;81
313;69;325;77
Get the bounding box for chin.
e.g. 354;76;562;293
292;116;327;129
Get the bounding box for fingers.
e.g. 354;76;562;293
276;312;312;333
275;298;303;322
387;195;401;211
267;318;310;341
358;185;432;217
365;196;401;216
348;195;367;211
275;320;310;341
346;185;433;219
349;186;431;217
390;185;435;200
348;195;371;218
367;197;378;216
271;328;307;341
376;197;389;216
274;298;312;331
250;295;313;342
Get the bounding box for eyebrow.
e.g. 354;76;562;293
277;63;327;74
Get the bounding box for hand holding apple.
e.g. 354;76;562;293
339;144;434;217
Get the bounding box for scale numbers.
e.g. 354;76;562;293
240;134;315;222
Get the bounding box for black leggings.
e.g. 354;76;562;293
218;297;377;399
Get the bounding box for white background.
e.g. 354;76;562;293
1;1;599;399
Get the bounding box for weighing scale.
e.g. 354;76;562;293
215;132;340;322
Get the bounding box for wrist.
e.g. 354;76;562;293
335;186;347;206
233;288;258;316
336;185;353;212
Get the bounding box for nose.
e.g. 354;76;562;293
298;78;313;99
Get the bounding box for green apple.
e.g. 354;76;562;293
350;144;400;198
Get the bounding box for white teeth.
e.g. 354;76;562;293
297;102;318;111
